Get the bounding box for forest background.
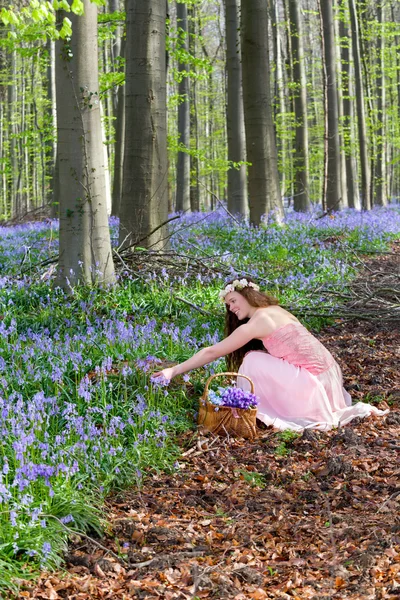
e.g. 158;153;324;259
0;0;400;597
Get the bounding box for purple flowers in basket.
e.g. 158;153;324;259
208;386;259;410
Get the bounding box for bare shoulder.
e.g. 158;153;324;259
264;305;299;321
251;306;299;332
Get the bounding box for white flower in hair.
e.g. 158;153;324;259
218;283;235;300
219;278;260;301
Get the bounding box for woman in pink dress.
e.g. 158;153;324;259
153;279;388;431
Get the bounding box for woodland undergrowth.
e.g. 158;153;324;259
0;205;399;596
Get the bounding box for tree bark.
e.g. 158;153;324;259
175;0;191;213
375;2;386;206
119;0;168;249
46;38;57;213
334;0;348;208
188;4;200;211
349;0;371;210
319;0;342;211
111;35;125;216
225;0;247;216
241;0;283;224
55;0;116;287
288;0;310;212
338;0;358;208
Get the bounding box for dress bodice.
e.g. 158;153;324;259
261;322;335;375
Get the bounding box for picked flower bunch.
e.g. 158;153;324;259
208;386;259;411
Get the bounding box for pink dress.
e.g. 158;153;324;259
238;322;388;431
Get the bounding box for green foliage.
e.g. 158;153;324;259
275;430;300;456
237;469;267;489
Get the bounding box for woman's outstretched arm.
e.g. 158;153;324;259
152;320;260;381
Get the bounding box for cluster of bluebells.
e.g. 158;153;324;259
169;205;400;304
208;386;259;410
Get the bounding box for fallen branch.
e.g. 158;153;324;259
175;296;216;317
377;490;400;514
42;514;126;564
130;549;206;569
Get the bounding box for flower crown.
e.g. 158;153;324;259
219;279;260;301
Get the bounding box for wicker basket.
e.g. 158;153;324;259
198;372;258;439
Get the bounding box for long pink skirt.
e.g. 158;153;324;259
238;350;388;431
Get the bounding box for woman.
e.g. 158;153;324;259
153;279;388;431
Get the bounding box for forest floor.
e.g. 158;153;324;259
29;244;400;600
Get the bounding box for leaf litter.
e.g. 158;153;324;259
27;246;399;600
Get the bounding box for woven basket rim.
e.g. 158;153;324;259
202;371;255;399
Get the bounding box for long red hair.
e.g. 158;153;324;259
224;279;279;371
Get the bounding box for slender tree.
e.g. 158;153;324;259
188;3;200;211
55;0;115;287
46;38;57;211
334;1;348;208
241;0;283;224
349;0;371;210
111;36;125;216
375;2;387;206
119;0;168;249
288;0;310;212
271;0;289;199
175;0;191;213
319;0;341;211
225;0;247;216
338;0;358;208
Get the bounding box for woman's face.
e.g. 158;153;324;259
225;291;250;320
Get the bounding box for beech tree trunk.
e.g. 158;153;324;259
375;2;386;206
119;0;168;248
55;0;115;288
241;0;283;224
46;38;57;212
334;1;348;208
339;1;358;209
111;36;125;217
319;0;341;211
188;4;200;211
175;0;191;213
272;0;288;199
349;0;371;210
225;0;247;216
288;0;310;212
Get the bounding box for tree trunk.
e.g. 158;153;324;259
375;2;386;206
46;38;57;213
188;4;200;211
175;0;191;213
111;36;125;217
119;0;168;249
334;0;348;208
241;0;283;224
272;0;288;199
225;0;247;216
288;0;310;212
319;0;341;211
349;0;371;210
9;48;19;218
109;0;122;115
338;0;358;208
55;0;116;287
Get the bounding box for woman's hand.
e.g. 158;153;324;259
151;367;176;382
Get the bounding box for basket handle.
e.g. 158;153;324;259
203;372;255;397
